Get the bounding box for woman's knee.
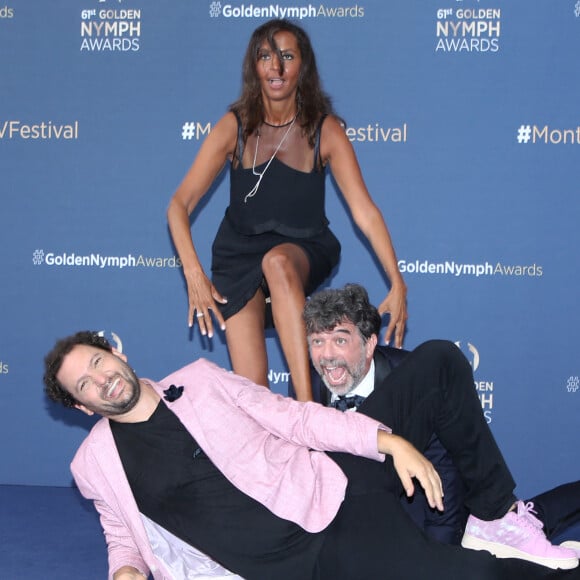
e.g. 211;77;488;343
262;248;291;274
262;247;307;288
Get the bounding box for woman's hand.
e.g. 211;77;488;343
378;283;408;348
166;112;238;338
185;269;228;338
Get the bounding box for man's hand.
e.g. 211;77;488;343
113;566;148;580
378;430;444;511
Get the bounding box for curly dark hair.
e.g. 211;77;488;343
44;331;112;408
303;284;381;340
229;18;338;147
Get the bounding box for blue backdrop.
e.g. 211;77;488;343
1;0;579;499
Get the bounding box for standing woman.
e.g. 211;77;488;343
167;19;407;401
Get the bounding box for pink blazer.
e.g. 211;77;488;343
71;359;387;579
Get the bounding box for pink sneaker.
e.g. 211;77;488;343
461;501;579;570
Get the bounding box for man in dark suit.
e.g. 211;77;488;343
303;283;578;570
306;323;467;545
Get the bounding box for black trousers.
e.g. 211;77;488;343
315;341;580;579
530;481;580;541
315;485;579;580
358;339;516;520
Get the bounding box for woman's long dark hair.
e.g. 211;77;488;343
229;19;339;146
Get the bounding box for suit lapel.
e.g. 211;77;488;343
373;347;395;387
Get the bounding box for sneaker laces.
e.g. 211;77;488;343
516;501;545;533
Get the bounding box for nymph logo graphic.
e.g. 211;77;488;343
456;341;494;423
455;341;479;372
435;6;501;53
80;2;141;52
98;330;123;353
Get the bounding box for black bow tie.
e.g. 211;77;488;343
163;384;184;402
330;394;366;412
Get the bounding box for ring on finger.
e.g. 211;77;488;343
196;313;205;318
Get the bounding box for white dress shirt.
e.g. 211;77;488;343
329;360;375;412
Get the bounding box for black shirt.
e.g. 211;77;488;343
110;402;324;580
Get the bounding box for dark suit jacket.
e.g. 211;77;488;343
297;346;579;546
374;346;467;544
303;344;467;545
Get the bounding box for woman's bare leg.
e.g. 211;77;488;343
225;289;269;387
262;244;313;401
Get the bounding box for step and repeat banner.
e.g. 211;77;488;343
1;0;579;496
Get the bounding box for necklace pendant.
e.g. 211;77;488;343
244;115;296;202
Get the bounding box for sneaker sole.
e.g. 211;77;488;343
461;535;580;570
561;541;580;557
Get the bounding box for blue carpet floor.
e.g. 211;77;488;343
0;485;107;579
2;484;579;579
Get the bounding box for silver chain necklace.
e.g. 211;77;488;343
244;115;297;203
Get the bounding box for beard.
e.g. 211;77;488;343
314;347;368;397
83;362;141;417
